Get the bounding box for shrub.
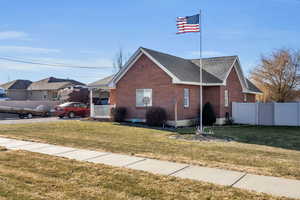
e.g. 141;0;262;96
145;107;167;127
202;102;216;126
111;107;127;122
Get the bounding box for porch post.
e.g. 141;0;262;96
90;88;94;117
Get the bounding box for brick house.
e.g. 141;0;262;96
89;47;261;126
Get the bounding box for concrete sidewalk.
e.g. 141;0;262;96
0;136;299;199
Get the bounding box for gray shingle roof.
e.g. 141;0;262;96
141;47;261;93
246;79;262;93
0;80;32;90
28;77;85;91
190;56;237;82
141;47;222;84
88;75;114;88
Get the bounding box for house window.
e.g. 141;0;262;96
183;88;189;108
136;89;152;107
224;90;229;107
243;94;247;102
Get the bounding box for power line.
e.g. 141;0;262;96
0;56;113;69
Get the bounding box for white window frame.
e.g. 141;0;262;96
224;90;229;107
136;89;152;107
183;88;189;108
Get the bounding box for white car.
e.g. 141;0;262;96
0;87;9;101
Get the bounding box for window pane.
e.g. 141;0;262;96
136;89;152;107
184;88;189;108
224;90;229;107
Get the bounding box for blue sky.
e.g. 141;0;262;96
0;0;300;84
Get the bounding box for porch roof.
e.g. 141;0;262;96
88;75;114;89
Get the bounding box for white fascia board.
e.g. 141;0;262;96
110;50;144;87
236;57;249;88
243;90;263;95
223;57;248;91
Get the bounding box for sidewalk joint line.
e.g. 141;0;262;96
55;149;79;156
230;172;247;187
123;158;147;167
168;165;190;176
83;153;111;161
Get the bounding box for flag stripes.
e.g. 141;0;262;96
176;15;200;34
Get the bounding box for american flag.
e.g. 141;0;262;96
176;14;200;34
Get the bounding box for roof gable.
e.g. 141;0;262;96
0;80;32;90
110;47;262;94
88;75;114;88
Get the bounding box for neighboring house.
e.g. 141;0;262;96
58;85;89;103
27;77;85;101
0;80;32;100
89;47;262;126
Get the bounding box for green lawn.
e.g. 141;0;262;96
178;125;300;151
0;148;292;200
0;121;300;180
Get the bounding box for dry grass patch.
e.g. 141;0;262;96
0;149;293;200
0;121;300;180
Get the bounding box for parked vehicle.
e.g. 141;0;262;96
0;87;9;101
0;105;50;119
55;102;90;118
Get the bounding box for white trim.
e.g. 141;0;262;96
111;51;144;87
223;57;248;92
215;118;226;125
183;88;190;108
166;119;197;127
166;118;227;126
243;90;263;95
236;57;249;89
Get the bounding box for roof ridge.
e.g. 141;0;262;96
189;55;238;60
140;47;189;61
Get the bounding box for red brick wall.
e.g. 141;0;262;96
115;54;176;120
247;94;256;102
220;66;255;117
203;86;222;118
109;89;116;105
174;84;200;120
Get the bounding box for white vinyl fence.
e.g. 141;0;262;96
91;105;115;118
232;102;300;126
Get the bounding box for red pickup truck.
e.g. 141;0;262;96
55;102;90;118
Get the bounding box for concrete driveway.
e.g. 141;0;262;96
0;117;80;124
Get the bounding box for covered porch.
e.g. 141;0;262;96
88;75;116;119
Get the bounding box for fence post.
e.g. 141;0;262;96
273;102;276;126
298;102;300;126
256;102;259;125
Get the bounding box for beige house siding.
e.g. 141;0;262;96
28;90;59;101
5;89;28;100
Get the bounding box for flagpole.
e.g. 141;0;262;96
198;9;203;134
197;9;203;134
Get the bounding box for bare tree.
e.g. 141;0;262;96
113;48;128;72
251;49;300;102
